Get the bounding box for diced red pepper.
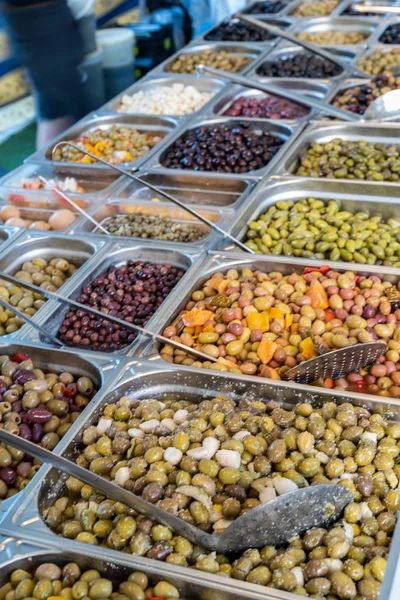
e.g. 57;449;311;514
304;265;330;275
147;597;165;600
8;193;25;205
62;385;74;398
12;352;30;363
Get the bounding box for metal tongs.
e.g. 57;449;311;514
0;427;352;553
237;13;368;78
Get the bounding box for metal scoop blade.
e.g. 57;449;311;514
363;89;400;122
0;426;352;554
284;342;387;384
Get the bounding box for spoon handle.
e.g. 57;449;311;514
197;64;361;122
0;296;63;347
237;14;368;78
353;3;400;12
0;428;216;551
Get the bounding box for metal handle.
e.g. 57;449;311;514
0;296;63;347
353;3;400;12
197;64;362;122
0;428;218;552
51;143;254;255
237;13;368;78
0;270;219;364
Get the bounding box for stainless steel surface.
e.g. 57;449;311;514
0;226;23;252
201;16;293;44
155;43;268;77
224;176;400;256
1;427;351;552
239;14;369;76
353;3;400;13
338;0;400;16
71;199;233;251
148;116;301;180
210;78;330;122
273;120;400;177
364;88;400;120
117;170;255;208
101;75;225;118
197;64;361;120
284;341;387;383
1;360;400;599
25;239;201;355
0;548;283;600
26;114;179;175
242;0;296;17
249;43;360;82
50;142;254;254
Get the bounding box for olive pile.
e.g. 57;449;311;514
293;0;338;17
256;52;343;78
224;95;309;119
57;261;185;352
244;0;290;13
379;23;400;44
52;126;163;166
44;393;398;599
244;197;400;266
161;265;400;399
340;4;376;16
298;31;368;44
160;122;284;173
0;257;78;337
205;19;272;42
102;213;207;243
358;49;400;76
294;139;400;181
331;73;400;115
0;562;180;599
166;50;252;74
0;351;96;499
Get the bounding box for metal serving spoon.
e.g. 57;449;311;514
0;428;352;553
351;3;400;13
237;13;368;78
0;295;63;347
196;64;361;121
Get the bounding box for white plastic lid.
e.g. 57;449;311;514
96;29;135;68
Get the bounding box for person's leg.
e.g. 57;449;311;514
2;0;87;149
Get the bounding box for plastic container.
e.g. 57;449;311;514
96;28;135;99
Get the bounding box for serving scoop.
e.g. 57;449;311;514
0;428;352;554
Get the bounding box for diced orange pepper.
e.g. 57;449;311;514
285;313;294;329
307;279;329;309
182;308;214;327
324;309;335;322
203;324;215;332
300;337;318;360
247;312;270;332
260;365;281;380
291;323;299;334
257;338;278;365
208;274;224;291
270;307;284;319
218;279;229;294
94;141;109;151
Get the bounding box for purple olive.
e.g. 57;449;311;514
31;423;44;443
19;423;32;440
12;400;22;413
16;461;32;477
26;408;52;423
0;467;17;486
363;305;376;319
13;369;38;385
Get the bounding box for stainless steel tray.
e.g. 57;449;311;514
247;43;359;82
207;79;331;123
116;169;255;208
200;16;293;44
146;116;302;180
370;16;400;45
0;546;283;600
337;0;400;17
26;114;180;175
0;229;106;295
69;198;232;251
0;226;23;252
152;42;269;77
100;74;226;119
355;43;400;75
273;120;400;178
0;338;123;509
1;359;400;600
289;16;379;44
25;239;202;356
0;162;125;205
222;176;400;256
